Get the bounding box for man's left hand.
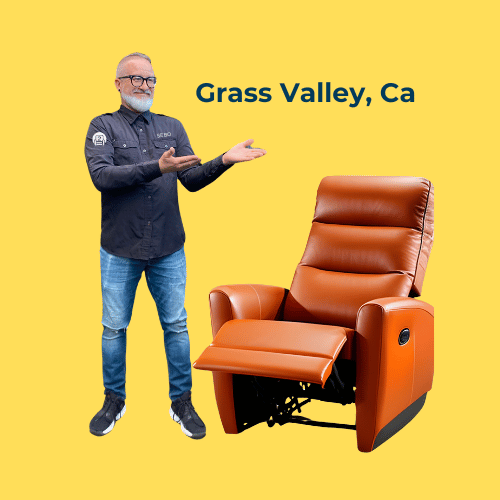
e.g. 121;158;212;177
222;139;267;165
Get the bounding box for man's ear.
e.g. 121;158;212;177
114;79;121;92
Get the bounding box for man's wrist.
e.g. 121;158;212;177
222;153;235;166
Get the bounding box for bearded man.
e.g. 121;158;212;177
85;52;266;439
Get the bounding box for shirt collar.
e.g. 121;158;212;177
118;104;152;124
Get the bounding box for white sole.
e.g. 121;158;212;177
169;407;194;437
102;405;126;435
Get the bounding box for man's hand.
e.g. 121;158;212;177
222;139;267;166
159;148;201;174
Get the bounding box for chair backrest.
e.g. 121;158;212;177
283;176;434;329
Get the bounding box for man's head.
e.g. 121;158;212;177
115;53;155;113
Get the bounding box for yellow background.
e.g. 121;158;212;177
2;1;498;498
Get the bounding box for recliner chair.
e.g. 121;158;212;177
194;176;434;452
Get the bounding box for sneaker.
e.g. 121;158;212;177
170;391;206;439
89;391;126;436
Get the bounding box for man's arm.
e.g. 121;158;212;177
175;124;266;193
85;118;163;192
177;155;232;193
175;124;230;192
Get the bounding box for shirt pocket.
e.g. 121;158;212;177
153;139;177;159
113;139;140;165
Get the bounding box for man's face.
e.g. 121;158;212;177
115;57;155;113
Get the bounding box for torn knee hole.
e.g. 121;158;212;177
102;327;126;340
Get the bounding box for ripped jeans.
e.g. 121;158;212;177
100;246;191;401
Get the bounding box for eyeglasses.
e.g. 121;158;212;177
118;75;157;88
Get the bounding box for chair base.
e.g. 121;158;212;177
372;393;427;450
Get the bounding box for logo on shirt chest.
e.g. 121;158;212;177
156;132;172;138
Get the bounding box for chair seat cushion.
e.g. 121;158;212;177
193;320;348;386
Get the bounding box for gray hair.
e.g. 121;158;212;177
116;53;152;77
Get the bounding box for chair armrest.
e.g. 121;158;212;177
206;285;288;434
355;297;434;452
209;285;288;338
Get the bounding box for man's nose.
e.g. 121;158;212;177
139;79;150;91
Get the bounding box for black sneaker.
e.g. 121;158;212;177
89;391;126;436
170;391;206;439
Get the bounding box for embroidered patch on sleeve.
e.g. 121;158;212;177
92;132;107;146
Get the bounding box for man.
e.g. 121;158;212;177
85;52;266;439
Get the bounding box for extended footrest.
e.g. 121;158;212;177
193;319;348;387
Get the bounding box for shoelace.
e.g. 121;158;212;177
177;399;197;419
103;394;120;418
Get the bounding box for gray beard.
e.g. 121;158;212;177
122;92;153;113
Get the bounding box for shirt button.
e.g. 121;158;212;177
123;144;126;147
148;221;151;225
139;129;143;132
148;196;151;199
143;149;147;153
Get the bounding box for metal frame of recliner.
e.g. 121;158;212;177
194;176;434;452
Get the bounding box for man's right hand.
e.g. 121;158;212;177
159;148;201;174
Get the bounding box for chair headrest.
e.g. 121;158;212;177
314;176;433;233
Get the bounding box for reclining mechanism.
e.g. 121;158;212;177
194;176;434;452
232;359;357;432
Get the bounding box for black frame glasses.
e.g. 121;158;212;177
118;75;157;88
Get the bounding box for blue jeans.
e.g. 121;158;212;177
100;246;191;401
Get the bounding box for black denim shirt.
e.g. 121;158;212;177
85;105;232;260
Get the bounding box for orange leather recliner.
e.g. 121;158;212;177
194;176;434;452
